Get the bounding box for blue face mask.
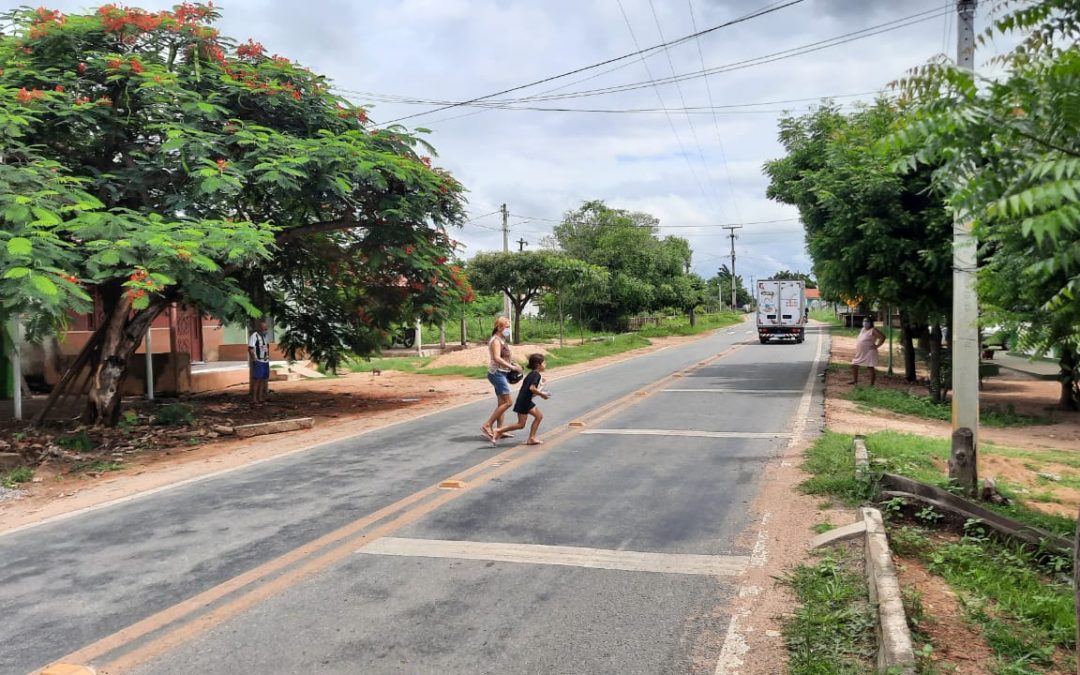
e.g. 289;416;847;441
502;328;511;338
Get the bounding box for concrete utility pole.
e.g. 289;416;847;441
723;225;742;311
950;0;980;493
10;317;21;421
145;326;155;401
501;203;512;321
516;237;528;252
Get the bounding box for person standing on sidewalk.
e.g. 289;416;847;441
850;317;886;386
481;316;522;442
248;319;271;405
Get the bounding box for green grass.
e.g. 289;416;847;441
809;308;844;326
926;527;1074;669
422;314;616;346
347;356;434;374
2;466;33;489
68;459;124;475
800;431;1076;538
843;387;1051;428
812;522;836;534
347;333;654;378
637;311;742;337
802;431;1077;670
781;547;877;674
543;333;652;368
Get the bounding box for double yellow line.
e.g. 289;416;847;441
41;341;749;674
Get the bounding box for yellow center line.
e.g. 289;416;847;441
41;340;749;675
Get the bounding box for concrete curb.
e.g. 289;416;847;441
862;506;916;674
855;436;916;674
854;435;870;480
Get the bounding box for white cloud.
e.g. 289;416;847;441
42;0;1000;284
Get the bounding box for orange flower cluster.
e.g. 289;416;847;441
236;39;265;60
215;158;228;171
16;87;45;103
57;273;78;283
75;96;91;105
29;7;66;38
96;3;214;37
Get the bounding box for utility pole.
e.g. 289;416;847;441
950;0;979;493
723;225;742;311
501;203;512;321
516;237;528;252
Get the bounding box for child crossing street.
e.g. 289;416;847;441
494;353;550;445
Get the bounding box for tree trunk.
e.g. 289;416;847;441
558;293;565;347
901;325;917;383
510;297;526;345
1059;345;1079;412
928;323;945;403
688;306;696;328
83;298;166;427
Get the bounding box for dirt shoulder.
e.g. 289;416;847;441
826;333;1080;451
0;328;738;533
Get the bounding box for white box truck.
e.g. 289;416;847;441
756;279;806;344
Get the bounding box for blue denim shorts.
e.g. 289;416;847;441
487;370;511;396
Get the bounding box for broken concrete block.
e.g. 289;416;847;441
233;417;314;438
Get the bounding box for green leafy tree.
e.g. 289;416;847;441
0;4;466;425
770;270;817;288
705;271;751;309
554;200;694;327
889;0;1080;409
765;101;953;391
467;250;599;344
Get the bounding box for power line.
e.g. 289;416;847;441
687;0;743;225
361;0;814;127
351;94;882;116
345;7;939;120
647;0;730;220
615;0;712;205
421;6;948;106
380;0;805;124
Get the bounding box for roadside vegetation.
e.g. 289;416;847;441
356;313;742;378
781;544;877;675
796;430;1077;673
844;387;1051;429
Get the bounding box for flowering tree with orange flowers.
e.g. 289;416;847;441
0;4;467;425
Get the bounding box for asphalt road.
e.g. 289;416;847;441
0;322;826;675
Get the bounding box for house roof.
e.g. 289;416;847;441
805;288;821;299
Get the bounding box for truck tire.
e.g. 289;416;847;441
796;329;805;344
759;336;768;344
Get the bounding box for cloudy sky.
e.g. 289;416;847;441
48;0;1011;285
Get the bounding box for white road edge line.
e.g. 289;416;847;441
358;537;750;576
581;429;793;439
714;328;825;675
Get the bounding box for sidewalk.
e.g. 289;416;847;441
992;351;1060;380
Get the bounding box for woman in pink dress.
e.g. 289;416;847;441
850;317;887;386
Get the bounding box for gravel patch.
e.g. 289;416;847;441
0;485;26;502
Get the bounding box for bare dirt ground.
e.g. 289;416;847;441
827;334;1080;451
0;331;719;532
